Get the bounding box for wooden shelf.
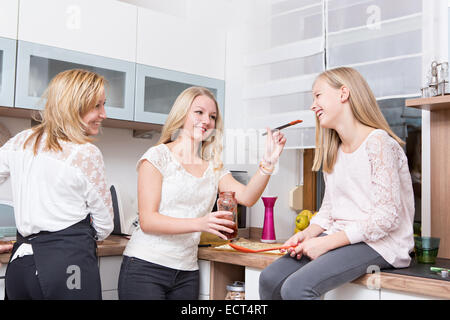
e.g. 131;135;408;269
0;106;163;132
406;95;450;111
406;95;450;259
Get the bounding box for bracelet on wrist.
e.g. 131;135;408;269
259;161;274;175
262;156;273;166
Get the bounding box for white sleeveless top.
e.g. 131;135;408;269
123;144;230;271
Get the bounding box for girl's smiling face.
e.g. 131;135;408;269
310;78;346;129
183;94;217;141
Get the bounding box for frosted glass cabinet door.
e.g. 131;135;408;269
15;41;135;121
135;64;225;124
0;37;16;107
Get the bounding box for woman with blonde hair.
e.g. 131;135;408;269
118;86;286;300
259;67;415;300
0;69;114;299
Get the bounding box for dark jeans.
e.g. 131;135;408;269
118;255;199;300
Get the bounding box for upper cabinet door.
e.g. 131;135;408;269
135;64;225;125
0;37;17;107
15;41;136;121
0;0;19;40
18;0;137;62
137;8;226;80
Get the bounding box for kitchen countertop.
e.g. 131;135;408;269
198;246;450;299
2;236;450;299
0;235;129;264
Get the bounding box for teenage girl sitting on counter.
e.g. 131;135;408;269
259;67;415;300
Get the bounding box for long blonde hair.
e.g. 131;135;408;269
24;69;106;154
312;67;404;173
157;86;224;172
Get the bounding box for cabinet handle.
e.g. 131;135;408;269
0;276;5;280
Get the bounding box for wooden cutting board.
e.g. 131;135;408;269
212;238;285;255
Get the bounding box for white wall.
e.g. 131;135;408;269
222;0;299;241
93;127;159;215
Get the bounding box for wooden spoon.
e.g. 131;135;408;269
229;242;292;253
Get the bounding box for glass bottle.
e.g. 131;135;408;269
225;281;245;300
217;191;238;240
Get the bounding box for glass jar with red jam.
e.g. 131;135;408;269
217;191;238;240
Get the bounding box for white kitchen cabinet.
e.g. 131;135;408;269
18;0;137;62
0;37;16;107
137;8;226;80
99;255;123;300
0;263;6;300
0;0;19;40
380;288;441;300
245;267;261;300
324;283;380;300
135;64;225;124
198;259;211;299
15;41;136;121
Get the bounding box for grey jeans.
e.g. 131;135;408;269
259;236;392;300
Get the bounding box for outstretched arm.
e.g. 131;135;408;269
218;128;286;207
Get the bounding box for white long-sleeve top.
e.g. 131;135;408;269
0;129;114;244
310;129;415;268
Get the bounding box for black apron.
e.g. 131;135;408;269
5;215;101;300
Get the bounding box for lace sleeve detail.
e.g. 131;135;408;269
137;145;169;175
310;173;333;230
0;137;13;183
71;144;113;217
356;132;403;242
0;129;32;183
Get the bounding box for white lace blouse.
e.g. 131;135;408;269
0;129;114;241
123;144;230;271
310;129;415;268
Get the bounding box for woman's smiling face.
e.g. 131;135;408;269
82;89;106;136
183;94;217;142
